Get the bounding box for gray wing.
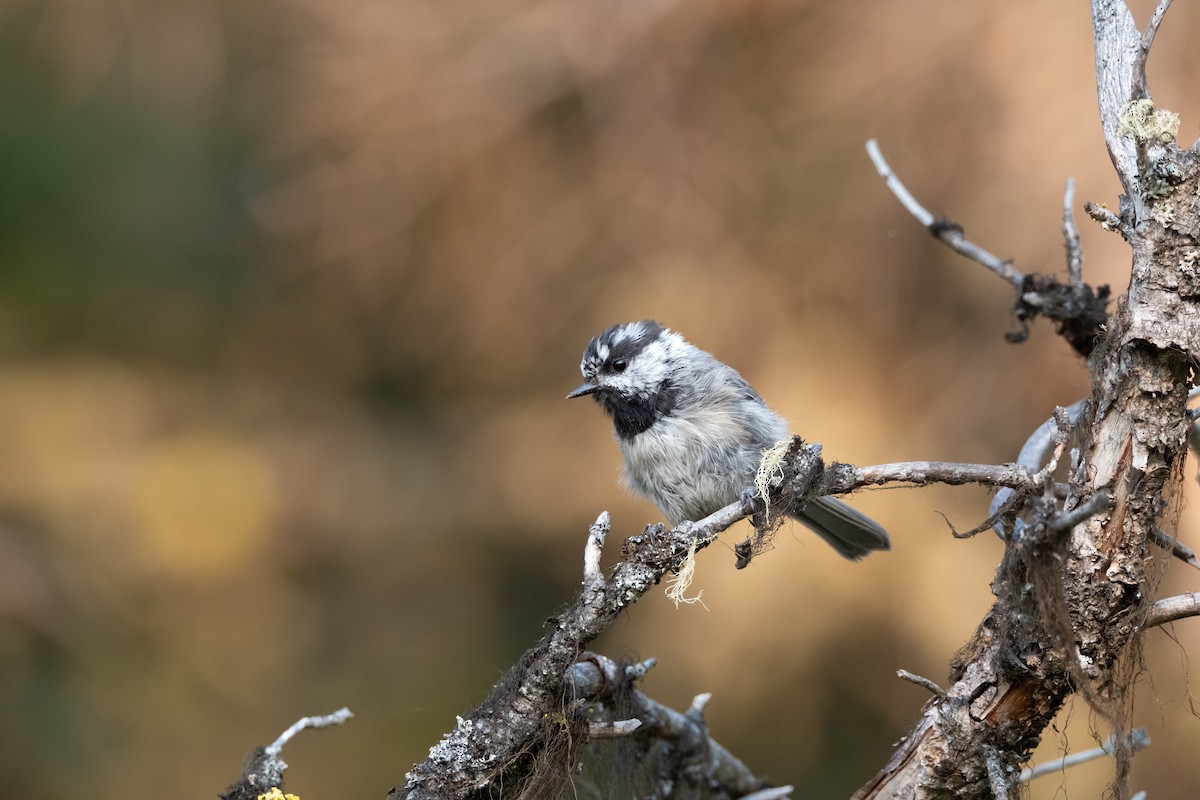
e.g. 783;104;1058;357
715;356;767;405
681;347;768;406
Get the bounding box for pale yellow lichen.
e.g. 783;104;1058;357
754;439;792;524
664;537;705;608
1118;98;1179;143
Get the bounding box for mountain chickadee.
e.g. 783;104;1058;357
568;320;890;560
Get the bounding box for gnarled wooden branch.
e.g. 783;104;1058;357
398;444;1057;799
220;708;353;800
566;653;787;797
854;3;1198;798
866;139;1110;356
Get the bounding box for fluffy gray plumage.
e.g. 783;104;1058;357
568;320;890;560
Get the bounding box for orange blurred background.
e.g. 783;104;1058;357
1;1;1198;798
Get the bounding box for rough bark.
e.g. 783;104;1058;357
394;451;1048;799
853;2;1199;798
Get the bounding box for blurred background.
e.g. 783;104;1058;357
1;0;1198;798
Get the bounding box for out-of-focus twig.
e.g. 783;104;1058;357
865;139;1024;288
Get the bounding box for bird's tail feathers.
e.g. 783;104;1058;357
792;496;890;561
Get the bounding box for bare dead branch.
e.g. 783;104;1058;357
401;442;1049;799
566;653;777;796
863;139;933;227
399;477;790;799
865;139;1024;288
854;460;1039;491
220;708;353;800
1085;200;1124;231
896;669;946;699
566;654;656;697
266;707;353;756
1062;178;1084;288
587;719;642;738
1020;728;1150;782
1050;489;1113;533
741;788;796;800
1135;0;1173;96
1091;0;1143;186
583;511;608;590
1143;592;1200;629
854;6;1199;796
1148;527;1200;570
625;657;657;680
1009;275;1111;356
867;140;1109;355
687;692;712;717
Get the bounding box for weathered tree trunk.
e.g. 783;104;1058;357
854;2;1199;797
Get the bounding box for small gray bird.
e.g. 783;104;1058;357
568;320;890;560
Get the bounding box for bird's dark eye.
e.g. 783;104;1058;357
611;359;628;373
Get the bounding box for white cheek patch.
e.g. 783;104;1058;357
604;333;682;397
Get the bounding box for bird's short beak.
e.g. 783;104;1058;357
566;382;598;399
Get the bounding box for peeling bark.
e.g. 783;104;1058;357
854;3;1200;798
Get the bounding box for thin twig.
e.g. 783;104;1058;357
897;669;946;698
1084;201;1123;231
625;657;657;680
688;692;712;717
741;788;795;800
1033;407;1072;492
1062;179;1083;288
1050;489;1113;533
1135;0;1174;96
855;461;1039;492
1141;0;1172;50
266;708;354;756
587;719;642;738
1020;728;1150;781
582;511;609;589
1148;527;1200;570
221;707;354;800
865;139;1024;288
864;139;933;226
1143;592;1200;629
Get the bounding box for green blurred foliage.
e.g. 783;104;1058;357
0;1;1198;799
0;2;262;358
